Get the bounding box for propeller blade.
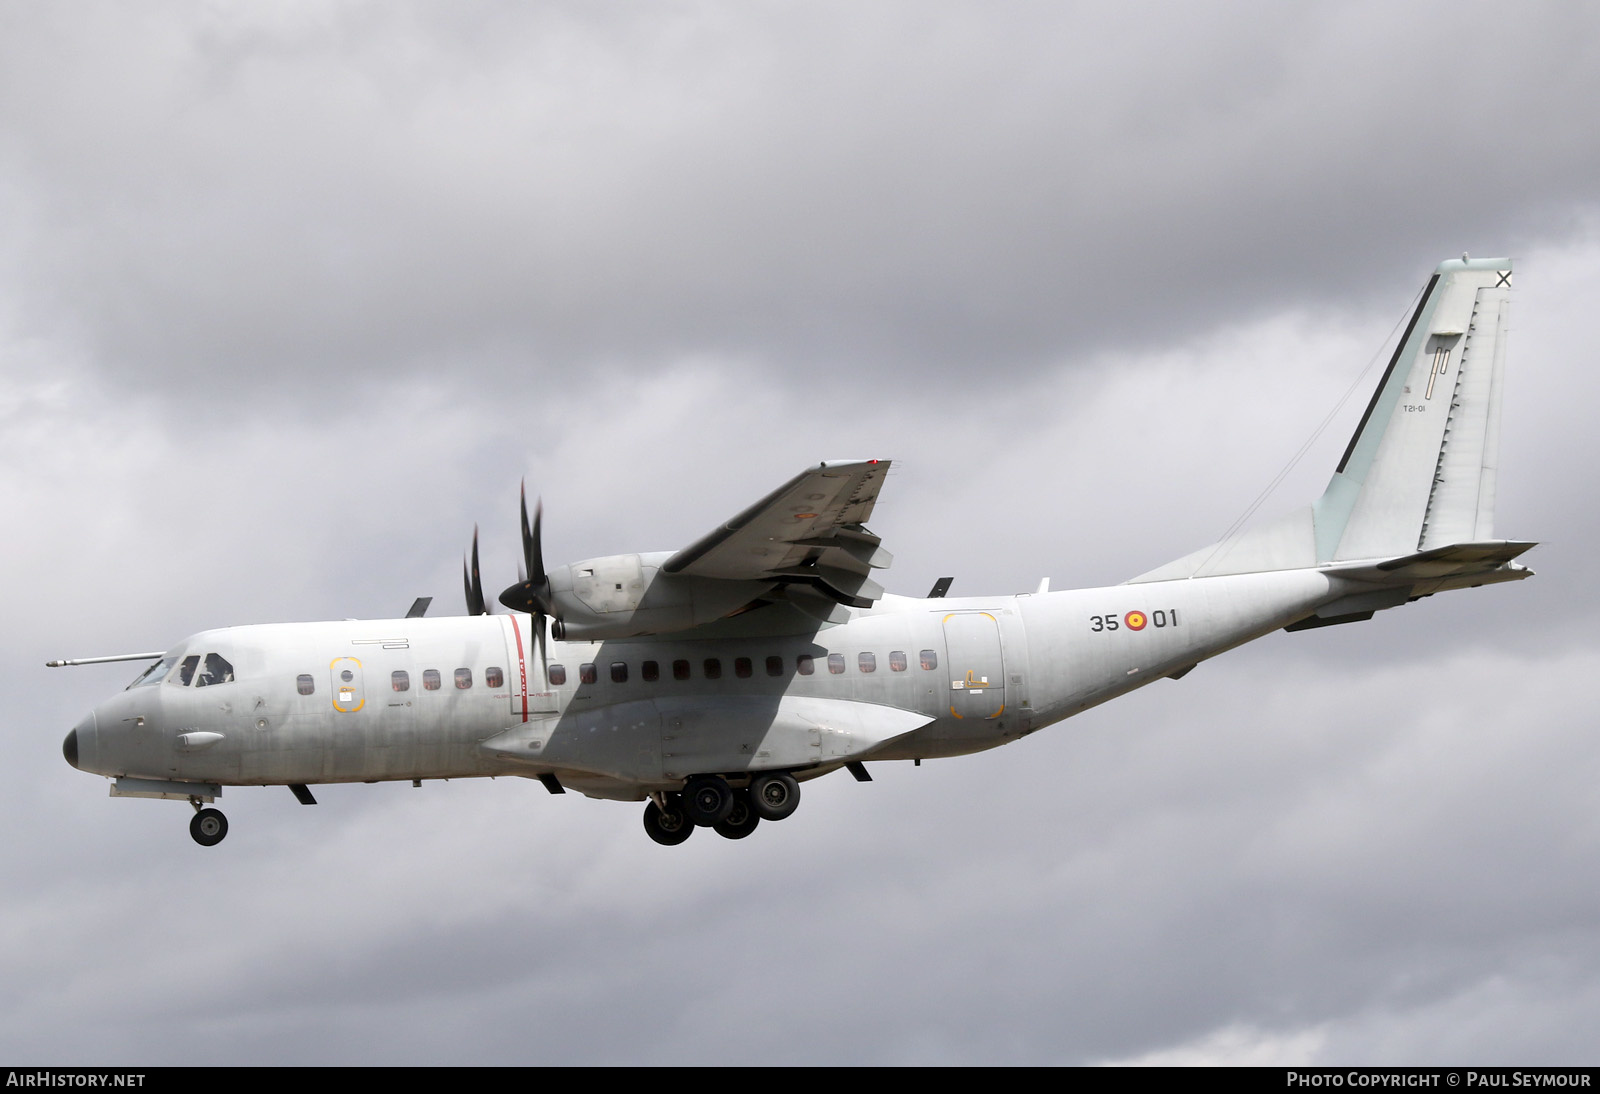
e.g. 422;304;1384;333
463;525;487;616
519;484;533;578
535;612;548;681
530;497;545;585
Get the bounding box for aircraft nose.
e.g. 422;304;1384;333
63;711;96;771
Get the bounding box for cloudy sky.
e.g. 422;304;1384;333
5;0;1599;1065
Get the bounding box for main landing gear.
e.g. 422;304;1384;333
641;772;802;846
189;804;228;847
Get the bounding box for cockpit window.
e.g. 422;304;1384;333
195;653;234;687
163;652;234;687
126;657;174;689
170;655;201;686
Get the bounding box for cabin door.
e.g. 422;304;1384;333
941;612;1006;720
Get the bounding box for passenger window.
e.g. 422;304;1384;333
392;670;410;692
673;659;690;681
642;660;660;682
296;674;315;696
735;657;752;679
611;662;628;683
704;658;722;680
797;655;814;676
889;651;908;672
766;655;783;677
920;649;938;671
195;653;234;687
171;655;200;686
858;652;876;673
486;667;504;688
580;663;597;685
423;669;442;691
455;668;472;689
828;653;845;675
548;664;567;686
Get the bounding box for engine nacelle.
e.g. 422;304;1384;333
546;552;772;639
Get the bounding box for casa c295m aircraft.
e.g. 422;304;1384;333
58;258;1535;847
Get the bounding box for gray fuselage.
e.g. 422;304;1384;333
68;568;1341;802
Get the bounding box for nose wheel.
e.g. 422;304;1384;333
189;805;229;847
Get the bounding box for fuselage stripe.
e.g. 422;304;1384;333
509;617;529;722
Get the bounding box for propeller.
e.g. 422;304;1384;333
497;482;559;670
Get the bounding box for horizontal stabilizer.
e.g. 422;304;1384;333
1284;540;1535;634
1328;540;1537;584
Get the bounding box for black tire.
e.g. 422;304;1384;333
642;799;694;846
713;792;761;840
682;775;735;827
748;773;800;821
190;808;228;847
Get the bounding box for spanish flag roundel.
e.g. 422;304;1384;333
1125;610;1148;631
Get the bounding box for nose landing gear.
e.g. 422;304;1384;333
189;803;228;847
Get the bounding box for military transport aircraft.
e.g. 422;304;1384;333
57;257;1535;847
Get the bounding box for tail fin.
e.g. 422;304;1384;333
1313;257;1513;560
1129;257;1522;585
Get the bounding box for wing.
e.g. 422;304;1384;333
664;459;894;610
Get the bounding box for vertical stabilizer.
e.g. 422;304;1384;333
1313;258;1513;561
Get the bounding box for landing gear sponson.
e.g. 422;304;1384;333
642;772;802;846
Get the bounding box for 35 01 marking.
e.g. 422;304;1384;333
1090;609;1180;632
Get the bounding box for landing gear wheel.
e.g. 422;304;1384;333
713;792;761;840
190;808;228;847
682;775;735;827
643;797;694;846
749;773;800;821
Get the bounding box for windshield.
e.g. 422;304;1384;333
126;656;174;689
160;652;236;687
